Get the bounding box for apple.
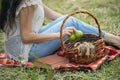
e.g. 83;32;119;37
75;30;83;39
57;51;66;57
69;34;76;41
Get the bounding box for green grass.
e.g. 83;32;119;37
0;0;120;80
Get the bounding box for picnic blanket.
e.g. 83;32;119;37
0;46;120;72
55;46;120;71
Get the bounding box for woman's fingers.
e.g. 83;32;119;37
63;26;77;36
67;26;77;32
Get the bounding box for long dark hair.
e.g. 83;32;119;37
0;0;22;34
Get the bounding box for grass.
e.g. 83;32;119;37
0;0;120;80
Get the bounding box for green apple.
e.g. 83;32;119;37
75;30;83;39
69;34;76;41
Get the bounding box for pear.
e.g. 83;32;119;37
75;30;83;39
69;34;76;41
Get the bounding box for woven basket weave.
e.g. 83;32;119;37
60;11;105;64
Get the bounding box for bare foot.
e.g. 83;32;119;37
104;33;120;47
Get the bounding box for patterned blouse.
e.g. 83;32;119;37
4;0;44;63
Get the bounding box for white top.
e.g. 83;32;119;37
4;0;44;63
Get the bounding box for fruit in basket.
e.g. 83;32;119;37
69;34;76;41
77;42;95;56
75;30;83;39
69;30;83;41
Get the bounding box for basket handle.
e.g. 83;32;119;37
60;10;102;50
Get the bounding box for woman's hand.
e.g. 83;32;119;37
62;26;77;36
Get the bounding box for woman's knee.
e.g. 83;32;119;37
66;16;76;21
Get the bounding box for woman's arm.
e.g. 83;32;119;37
43;4;62;20
20;5;60;43
20;6;76;44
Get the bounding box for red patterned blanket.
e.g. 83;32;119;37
0;46;120;72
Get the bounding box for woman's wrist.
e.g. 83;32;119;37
55;32;60;38
52;14;63;20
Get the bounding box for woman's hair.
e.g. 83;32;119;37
0;0;22;34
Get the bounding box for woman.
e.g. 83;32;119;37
0;0;120;63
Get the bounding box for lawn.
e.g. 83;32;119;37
0;0;120;80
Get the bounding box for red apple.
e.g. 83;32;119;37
57;51;66;57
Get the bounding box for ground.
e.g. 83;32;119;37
0;0;120;80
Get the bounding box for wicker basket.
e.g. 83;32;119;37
60;11;105;64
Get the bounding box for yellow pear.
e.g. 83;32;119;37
75;30;83;39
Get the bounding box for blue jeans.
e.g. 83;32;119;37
29;15;106;60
